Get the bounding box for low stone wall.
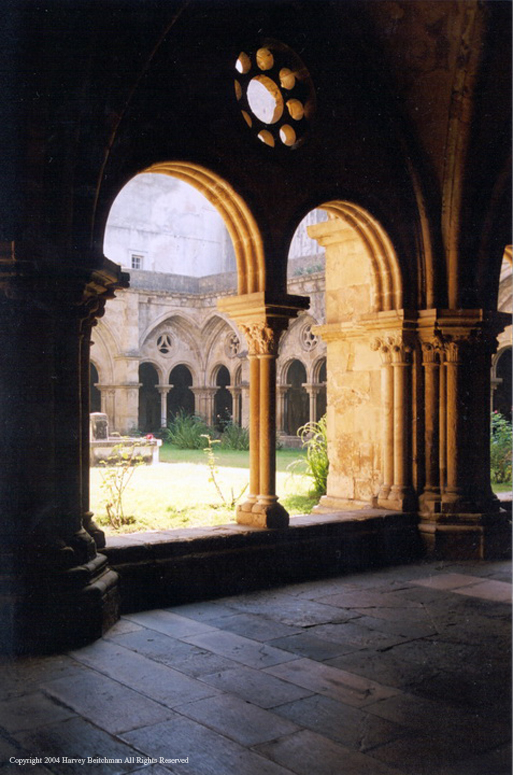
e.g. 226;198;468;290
104;510;424;613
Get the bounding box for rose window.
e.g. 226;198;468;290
234;42;315;150
156;333;173;355
226;333;241;358
301;324;318;351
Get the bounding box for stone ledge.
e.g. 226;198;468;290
104;510;423;613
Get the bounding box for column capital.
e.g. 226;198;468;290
218;292;309;357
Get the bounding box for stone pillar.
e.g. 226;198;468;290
228;386;242;425
276;384;289;434
303;383;320;425
205;387;217;426
418;312;510;559
158;386;172;427
218;291;309;528
374;341;394;502
372;333;415;511
0;255;123;653
236;323;289;526
419;340;442;514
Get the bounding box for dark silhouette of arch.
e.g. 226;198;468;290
214;365;232;430
89;363;102;414
139;363;160;432
285;360;308;435
168;365;195;419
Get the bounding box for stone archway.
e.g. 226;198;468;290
285;359;309;436
307;201;406;511
138;363;161;432
213;365;233;430
167;364;195;420
89;362;102;414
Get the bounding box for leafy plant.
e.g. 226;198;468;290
219;421;250;450
202;434;248;508
98;443;146;528
490;411;512;484
166;410;212;449
289;414;329;496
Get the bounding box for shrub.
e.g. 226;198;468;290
219;421;250;450
490;411;512;484
98;443;145;528
166;410;212;449
290;414;329;496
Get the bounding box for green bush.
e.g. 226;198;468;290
290;414;329;496
166;410;212;449
219;422;250;450
490;411;512;484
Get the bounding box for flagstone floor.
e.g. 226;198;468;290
0;559;510;775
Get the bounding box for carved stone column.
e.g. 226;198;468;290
239;322;289;527
158;385;172;427
276;384;289;434
0;246;125;653
373;340;394;503
419;340;442;513
418;311;510;559
218;291;309;528
372;333;415;511
228;386;242;425
303;383;320;426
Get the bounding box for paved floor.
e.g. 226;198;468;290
0;559;511;775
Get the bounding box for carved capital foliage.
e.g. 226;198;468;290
421;338;443;364
240;321;287;356
371;332;413;364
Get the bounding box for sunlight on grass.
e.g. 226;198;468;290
90;451;316;535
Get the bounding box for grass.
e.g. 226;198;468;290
492;481;512;493
90;446;318;535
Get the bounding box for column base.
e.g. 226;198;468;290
0;553;120;654
419;511;512;560
377;487;417;512
236;499;289;528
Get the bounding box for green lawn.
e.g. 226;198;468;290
492;481;513;493
90;446;318;535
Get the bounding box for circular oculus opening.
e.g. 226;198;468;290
279;67;296;90
286;99;304;121
257;130;275;147
256;47;274;71
247;76;284;124
279;124;296;146
234;80;242;101
241;110;252;127
235;52;251;74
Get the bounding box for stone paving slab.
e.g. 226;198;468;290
264;658;400;707
452;578;512;602
13;717;144;775
43;671;176;735
180;630;298;669
121;716;297;775
0;692;76;734
254;728;404;775
411;572;486;590
197;666;314;709
175;694;300;746
105;629;242;678
215;590;357;626
70;641;221;708
122;610;217;639
273;693;408;752
205;613;303;642
268;632;358;661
